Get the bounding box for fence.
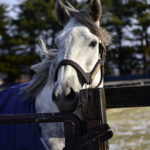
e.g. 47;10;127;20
0;84;150;149
0;88;113;150
104;74;150;88
105;85;150;108
104;78;150;87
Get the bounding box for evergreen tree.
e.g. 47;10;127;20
1;0;149;82
0;4;18;82
0;0;84;82
129;0;150;74
11;0;61;54
101;0;139;75
0;4;10;54
0;54;37;82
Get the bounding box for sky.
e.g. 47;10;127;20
0;0;23;7
0;0;24;18
0;0;26;5
0;0;16;5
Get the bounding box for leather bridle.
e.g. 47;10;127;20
54;41;106;88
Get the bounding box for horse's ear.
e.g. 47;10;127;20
55;0;78;26
89;0;102;24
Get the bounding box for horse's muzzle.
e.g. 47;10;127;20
52;85;79;112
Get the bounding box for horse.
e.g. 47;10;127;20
0;0;111;149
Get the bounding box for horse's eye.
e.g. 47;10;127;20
89;40;97;47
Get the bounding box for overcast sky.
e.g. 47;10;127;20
0;0;24;18
0;0;23;5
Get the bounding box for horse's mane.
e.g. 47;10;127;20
21;40;57;100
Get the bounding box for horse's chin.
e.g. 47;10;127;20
55;99;79;113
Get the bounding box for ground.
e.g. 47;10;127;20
107;107;150;150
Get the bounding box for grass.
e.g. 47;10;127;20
107;107;150;150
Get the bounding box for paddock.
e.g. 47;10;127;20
105;77;150;150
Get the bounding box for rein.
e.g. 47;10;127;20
54;41;106;88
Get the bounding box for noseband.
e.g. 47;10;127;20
54;41;106;88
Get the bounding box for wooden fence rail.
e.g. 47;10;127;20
104;79;150;87
0;106;112;150
105;85;150;108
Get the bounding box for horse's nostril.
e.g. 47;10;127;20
52;86;78;112
52;86;77;103
66;88;76;100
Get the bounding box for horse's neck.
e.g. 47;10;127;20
35;75;58;114
35;77;64;149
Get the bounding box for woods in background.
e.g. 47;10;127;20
0;0;150;82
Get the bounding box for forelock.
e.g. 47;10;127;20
74;10;111;45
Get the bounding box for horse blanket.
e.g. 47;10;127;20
0;83;48;150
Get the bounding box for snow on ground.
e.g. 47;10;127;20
107;107;150;150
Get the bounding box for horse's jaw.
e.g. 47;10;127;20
35;80;65;150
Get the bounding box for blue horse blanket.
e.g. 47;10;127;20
0;83;47;150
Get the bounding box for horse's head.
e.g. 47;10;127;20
52;0;111;112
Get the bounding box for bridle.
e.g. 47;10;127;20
54;41;106;88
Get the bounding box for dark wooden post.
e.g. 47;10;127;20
80;88;108;150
